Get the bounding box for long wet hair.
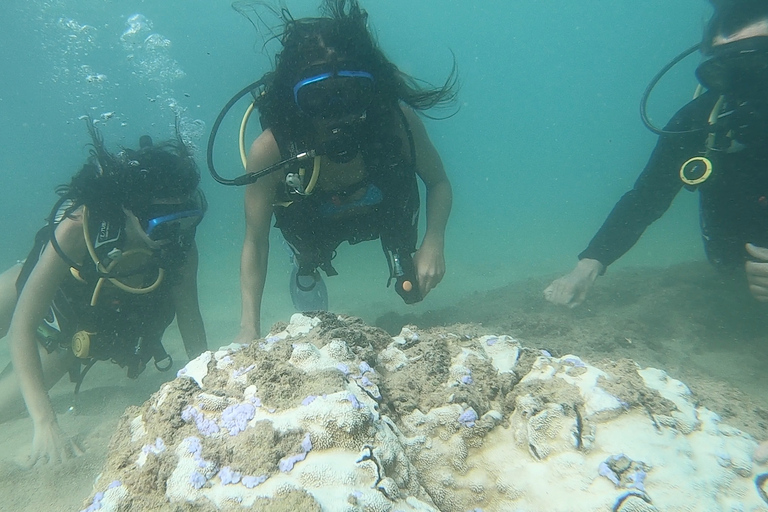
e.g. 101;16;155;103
703;0;768;53
245;0;458;139
56;118;201;224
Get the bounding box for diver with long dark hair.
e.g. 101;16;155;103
228;0;456;340
546;0;768;308
0;120;207;465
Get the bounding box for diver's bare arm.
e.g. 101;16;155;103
172;242;207;359
238;131;281;341
405;108;452;248
9;218;83;427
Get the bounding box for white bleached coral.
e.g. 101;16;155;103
83;313;768;512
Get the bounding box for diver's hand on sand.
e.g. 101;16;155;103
745;243;768;302
544;259;603;308
24;419;83;467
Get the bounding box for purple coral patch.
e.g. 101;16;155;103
279;433;313;472
185;436;202;455
142;437;166;455
279;452;307;472
301;433;313;452
190;471;207;490
182;406;220;436
486;336;498;346
81;491;104;512
458;408;478;427
218;466;242;485
562;356;586;368
598;461;620;486
221;403;256;436
359;362;373;374
346;393;363;409
242;475;268;488
233;364;256;378
302;395;317;406
627;469;647;492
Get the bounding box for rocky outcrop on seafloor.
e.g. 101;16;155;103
81;313;768;511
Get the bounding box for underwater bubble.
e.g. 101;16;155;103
122;14;152;43
144;33;171;50
178;118;206;147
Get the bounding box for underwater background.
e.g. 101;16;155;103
0;0;709;339
17;1;768;511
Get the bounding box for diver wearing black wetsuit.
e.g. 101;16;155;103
544;2;768;308
580;90;768;272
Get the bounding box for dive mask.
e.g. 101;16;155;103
293;69;375;119
140;189;206;242
696;36;768;94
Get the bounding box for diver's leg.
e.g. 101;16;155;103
0;264;22;339
0;345;74;423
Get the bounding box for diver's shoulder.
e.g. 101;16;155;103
665;90;721;131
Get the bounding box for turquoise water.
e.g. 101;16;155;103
5;1;752;510
0;0;708;333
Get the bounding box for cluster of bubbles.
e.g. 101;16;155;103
45;16;104;92
27;4;205;147
119;14;205;149
120;14;185;96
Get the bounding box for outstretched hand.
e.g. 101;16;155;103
544;259;604;308
22;419;83;468
745;243;768;302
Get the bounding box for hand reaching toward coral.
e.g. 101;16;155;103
544;258;604;308
23;419;83;467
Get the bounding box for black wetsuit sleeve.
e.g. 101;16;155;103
578;96;714;269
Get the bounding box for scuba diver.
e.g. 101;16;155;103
545;0;768;308
0;119;207;466
216;0;456;341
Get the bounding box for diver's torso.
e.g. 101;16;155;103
25;212;179;362
272;110;419;243
686;93;768;267
699;147;768;267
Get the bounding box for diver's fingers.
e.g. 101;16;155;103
749;284;768;302
748;273;768;288
746;260;768;279
746;243;768;262
418;273;438;298
17;452;40;470
69;438;85;458
545;279;574;306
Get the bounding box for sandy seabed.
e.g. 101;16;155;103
1;261;768;511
